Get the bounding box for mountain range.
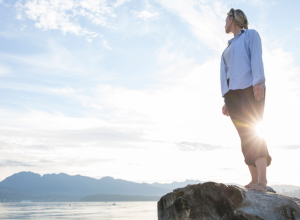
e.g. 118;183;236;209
0;171;170;196
0;171;202;202
0;171;299;202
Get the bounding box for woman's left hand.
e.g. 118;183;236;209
253;83;264;101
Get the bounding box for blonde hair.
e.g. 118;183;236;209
227;9;249;29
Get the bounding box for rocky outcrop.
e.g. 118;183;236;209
157;182;300;220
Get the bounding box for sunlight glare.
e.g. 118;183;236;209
255;122;265;138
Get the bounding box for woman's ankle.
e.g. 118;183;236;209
251;178;258;183
257;180;267;185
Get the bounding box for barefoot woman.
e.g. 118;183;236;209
221;9;272;192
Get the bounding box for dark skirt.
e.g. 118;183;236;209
224;78;272;167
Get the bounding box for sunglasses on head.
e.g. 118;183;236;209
230;8;235;20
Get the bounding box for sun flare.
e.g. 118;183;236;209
255;122;265;138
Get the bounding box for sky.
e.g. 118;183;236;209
0;0;300;186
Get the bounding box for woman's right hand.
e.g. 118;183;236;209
222;104;229;117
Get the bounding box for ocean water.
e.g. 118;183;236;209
0;202;158;220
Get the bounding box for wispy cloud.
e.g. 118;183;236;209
15;0;115;44
285;145;300;150
100;37;111;49
0;160;35;167
0;38;112;76
294;26;300;31
176;142;226;151
131;10;159;21
219;168;233;170
113;0;130;8
0;63;11;76
157;0;228;53
274;145;300;150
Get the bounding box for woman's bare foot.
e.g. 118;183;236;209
244;181;257;188
250;182;267;192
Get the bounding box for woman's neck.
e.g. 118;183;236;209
232;26;243;38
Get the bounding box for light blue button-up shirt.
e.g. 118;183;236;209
220;29;266;100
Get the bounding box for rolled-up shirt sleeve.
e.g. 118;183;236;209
249;30;266;86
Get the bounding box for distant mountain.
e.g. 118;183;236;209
150;180;204;189
1;171;299;203
0;171;169;196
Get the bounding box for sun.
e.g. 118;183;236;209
255;122;265;138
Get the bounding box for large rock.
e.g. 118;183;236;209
157;181;300;220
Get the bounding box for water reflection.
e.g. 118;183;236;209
0;202;157;220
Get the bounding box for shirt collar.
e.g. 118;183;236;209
227;29;247;45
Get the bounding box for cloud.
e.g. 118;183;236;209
156;0;228;53
219;168;233;170
38;159;52;163
47;86;75;95
0;63;11;76
101;38;111;49
16;0;81;33
14;0;115;43
2;126;129;145
78;0;115;25
0;109;151;151
0;38;114;76
0;158;113;168
26;145;53;151
280;145;300;150
0;160;35;167
131;10;159;21
113;0;130;8
0;110;152;179
176;142;225;151
248;0;280;6
55;127;148;143
57;158;115;166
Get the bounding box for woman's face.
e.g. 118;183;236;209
224;16;233;34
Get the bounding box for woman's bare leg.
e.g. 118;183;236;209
244;165;258;188
250;157;267;191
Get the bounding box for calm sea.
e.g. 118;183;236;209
0;202;158;220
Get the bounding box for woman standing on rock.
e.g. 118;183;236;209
221;8;272;192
